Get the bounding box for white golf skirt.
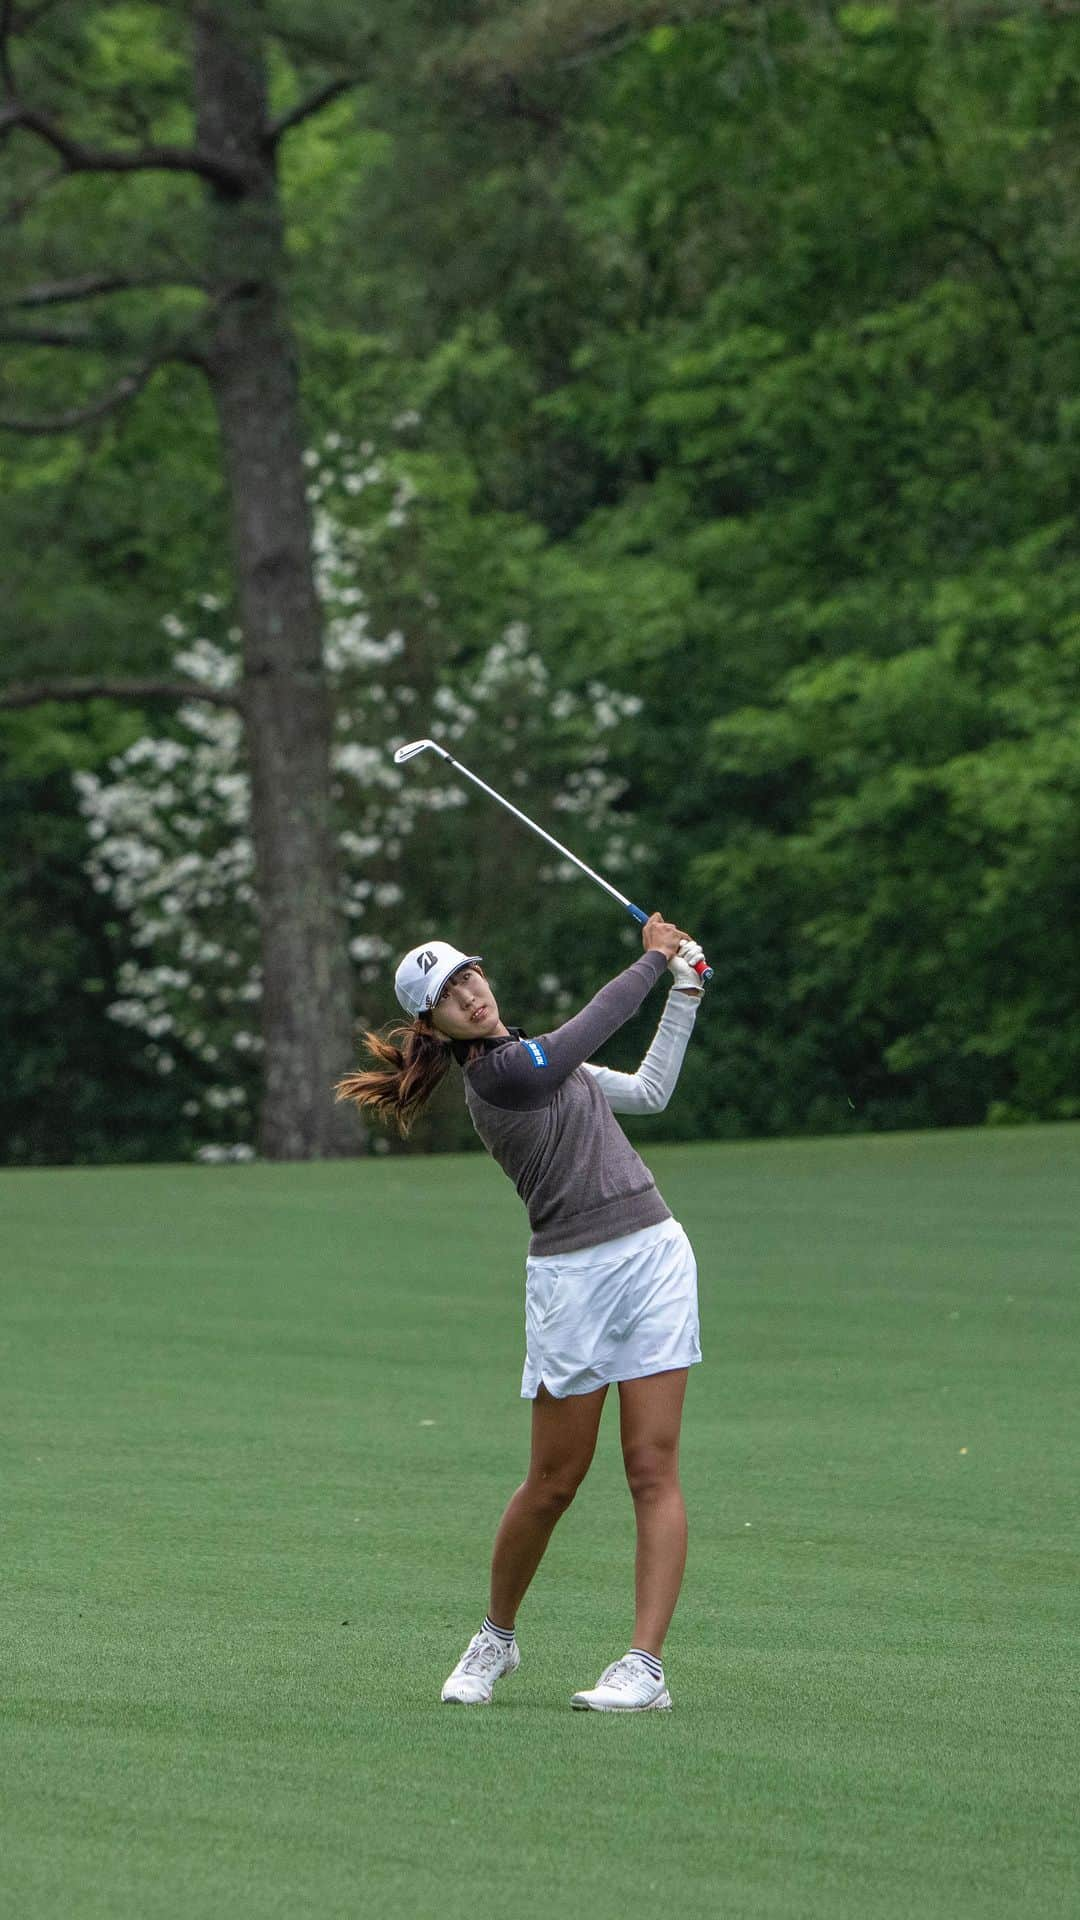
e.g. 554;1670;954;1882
521;1215;702;1400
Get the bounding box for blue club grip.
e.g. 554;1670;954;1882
626;903;713;984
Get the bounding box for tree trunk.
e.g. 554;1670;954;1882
193;2;361;1158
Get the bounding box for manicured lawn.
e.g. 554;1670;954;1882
3;1127;1077;1917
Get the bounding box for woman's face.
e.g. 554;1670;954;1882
429;964;509;1043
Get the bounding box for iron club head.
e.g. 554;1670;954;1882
392;738;450;765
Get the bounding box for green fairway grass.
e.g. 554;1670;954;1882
3;1128;1077;1919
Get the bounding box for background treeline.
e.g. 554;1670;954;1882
2;1;1078;1163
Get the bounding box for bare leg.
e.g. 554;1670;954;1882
488;1381;608;1627
617;1368;690;1657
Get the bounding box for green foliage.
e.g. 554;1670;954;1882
697;542;1080;1129
0;705;204;1162
517;4;1080;1133
4;0;1080;1158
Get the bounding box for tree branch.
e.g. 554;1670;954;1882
0;270;204;308
0;278;261;420
935;218;1037;336
264;76;356;148
0;99;256;194
451;0;736;84
1;159;65;227
555;1;737;69
0;322;131;348
0;677;244;712
0;354;171;432
555;22;650;70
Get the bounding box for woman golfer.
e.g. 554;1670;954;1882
335;913;705;1711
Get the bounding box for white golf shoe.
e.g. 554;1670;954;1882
441;1629;521;1705
570;1653;672;1712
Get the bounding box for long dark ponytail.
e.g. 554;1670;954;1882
334;1013;473;1139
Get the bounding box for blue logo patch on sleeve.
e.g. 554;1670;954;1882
521;1039;549;1068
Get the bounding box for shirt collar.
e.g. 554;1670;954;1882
451;1022;527;1066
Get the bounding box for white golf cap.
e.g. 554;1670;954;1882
394;940;484;1018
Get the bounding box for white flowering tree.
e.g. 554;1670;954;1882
0;4;674;1165
74;435;644;1160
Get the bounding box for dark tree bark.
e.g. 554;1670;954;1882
191;3;357;1158
0;0;363;1158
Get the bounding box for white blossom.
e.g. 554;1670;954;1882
174;638;239;691
349;934;393;961
76;433;640;1158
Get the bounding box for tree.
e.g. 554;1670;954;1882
10;0;1077;1160
0;0;368;1156
0;0;716;1160
543;4;1080;1131
358;1;1080;1133
70;432;646;1157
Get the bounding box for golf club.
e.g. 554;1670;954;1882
392;737;713;983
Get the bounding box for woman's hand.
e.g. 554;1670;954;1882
668;938;705;996
641;911;690;961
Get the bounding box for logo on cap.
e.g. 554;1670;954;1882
416;950;439;974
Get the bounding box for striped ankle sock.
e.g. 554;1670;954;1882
628;1647;663;1681
483;1614;516;1645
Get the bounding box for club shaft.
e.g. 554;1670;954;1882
406;738;713;982
440;751;634;911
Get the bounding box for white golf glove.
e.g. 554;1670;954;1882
668;938;706;992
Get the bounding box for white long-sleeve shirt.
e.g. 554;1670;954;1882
582;986;700;1114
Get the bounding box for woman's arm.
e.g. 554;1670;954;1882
583;985;701;1114
465;949;670;1111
